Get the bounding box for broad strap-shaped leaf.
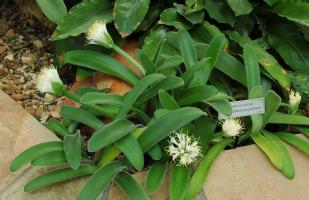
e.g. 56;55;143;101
115;172;150;200
31;151;66;166
10;141;63;172
207;99;232;117
88;119;137;152
294;126;309;137
185;138;232;200
53;0;113;40
25;166;97;192
244;45;261;92
156;55;183;71
188;58;213;87
263;131;295;179
145;162;168;193
226;0;253;16
268;112;309;125
64;50;139;85
147;144;163;161
114;0;150;38
251;133;282;170
60;106;104;129
64;131;82;170
170;165;189;200
262;90;281;127
248;86;264;135
115;134;144;171
81;92;124;106
160;8;192;29
77;161;125;200
136;49;156;74
45;118;71;137
277;132;309;154
36;0;67;24
138;107;205;151
178;29;198;68
137;76;184;104
159;90;179;110
115;74;165;119
204;0;236;26
178;85;219;106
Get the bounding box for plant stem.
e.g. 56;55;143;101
112;44;146;75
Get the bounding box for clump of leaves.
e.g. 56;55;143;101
11;0;309;199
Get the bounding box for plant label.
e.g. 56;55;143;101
218;98;265;119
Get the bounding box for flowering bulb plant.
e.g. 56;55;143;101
11;0;309;200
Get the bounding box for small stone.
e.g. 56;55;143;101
4;53;14;60
21;56;35;65
33;39;43;48
19;76;25;84
0;68;6;76
35;106;44;117
43;93;55;103
25;106;36;115
11;94;23;101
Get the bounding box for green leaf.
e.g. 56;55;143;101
185;138;232;200
273;1;309;27
160;8;192;29
64;50;139;86
207;100;232;117
294;126;309;137
31;151;66;166
249;86;263;135
10;141;63;172
36;0;67;24
269;112;309;125
138;107;205;151
115;172;150;200
178;29;198;68
25;166;97;192
64;131;82;170
45;118;71;137
267;23;309;75
115;74;165;119
88;119;137;152
178;85;219;106
263;90;281;127
251;133;282;170
226;0;253;16
60;106;104;129
204;0;236;26
115;135;144;171
244;45;261;92
169;165;189;200
159;90;179;110
156;55;183;71
114;0;150;37
205;33;226;66
145;162;168;193
81;92;124;106
263;131;295;179
277;132;309;154
188;58;213;87
136;49;156;74
147;145;163;160
53;0;112;40
137;76;184;104
77;161;125;200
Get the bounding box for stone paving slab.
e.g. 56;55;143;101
0;89;309;200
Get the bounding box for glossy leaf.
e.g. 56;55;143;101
160;8;192;29
138;107;205;151
251;133;282;170
53;0;113;40
25;166;97;192
145;162;168;193
263;131;295;179
262;90;281;127
77;161;125;200
10;141;63;172
244;45;261;92
115;74;165;119
204;0;236;26
169;165;189;200
178;29;198;68
45;118;70;137
136;49;156;74
31;151;66;166
114;0;150;37
64;131;82;169
64;50;139;85
226;0;253;16
115;172;150;200
60;106;104;129
88;119;137;152
294;126;309;137
36;0;67;24
81;92;124;106
277;132;309;154
185;138;232;200
159;90;179;110
178;85;218;106
115;134;144;171
268;112;309;125
147;145;163;160
156;55;183;70
188;58;213;87
207;100;232;117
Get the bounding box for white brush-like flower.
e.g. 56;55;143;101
222;118;244;137
289;90;301;106
166;132;201;166
36;66;63;94
86;20;114;48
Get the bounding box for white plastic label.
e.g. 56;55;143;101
218;98;265;119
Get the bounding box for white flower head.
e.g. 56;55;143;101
222;118;244;137
36;66;63;94
166;132;201;166
86;20;114;48
289;90;301;106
